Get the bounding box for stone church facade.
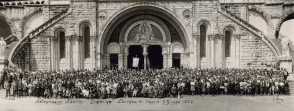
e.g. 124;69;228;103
2;0;293;71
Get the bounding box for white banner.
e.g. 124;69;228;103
132;57;139;68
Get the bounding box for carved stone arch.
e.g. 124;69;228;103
248;6;274;28
196;18;212;35
107;42;120;54
119;15;171;43
75;19;96;36
275;9;294;38
123;20;168;43
0;13;18;36
170;42;184;53
51;24;67;36
221;24;237;34
99;5;189;54
19;7;43;38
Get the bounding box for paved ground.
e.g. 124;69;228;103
0;90;293;111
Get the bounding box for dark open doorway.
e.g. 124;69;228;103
172;53;181;68
128;45;144;69
148;45;163;69
110;54;118;70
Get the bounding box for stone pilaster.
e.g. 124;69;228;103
72;35;81;70
118;54;123;69
65;36;72;70
49;36;58;70
208;34;214;68
234;34;241;68
193;34;200;68
167;53;172;68
123;45;129;69
214;34;224;68
90;36;97;70
161;45;168;69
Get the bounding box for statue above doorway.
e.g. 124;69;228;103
134;20;157;42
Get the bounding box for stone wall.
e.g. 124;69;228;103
9;0;284;70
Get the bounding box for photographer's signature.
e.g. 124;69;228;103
273;95;284;104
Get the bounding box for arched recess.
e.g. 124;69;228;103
99;5;189;55
75;19;96;36
79;22;91;59
276;10;294;38
107;42;120;54
20;7;43;38
0;13;18;37
171;42;184;53
53;27;67;70
222;25;236;58
248;6;274;37
123;20;167;43
197;19;211;58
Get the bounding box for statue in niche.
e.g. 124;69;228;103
0;37;7;59
281;35;290;56
134;20;156;42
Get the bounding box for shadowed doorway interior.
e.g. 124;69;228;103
148;45;163;69
128;45;144;69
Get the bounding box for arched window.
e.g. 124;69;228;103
225;30;232;57
200;25;207;58
59;31;66;59
84;26;90;58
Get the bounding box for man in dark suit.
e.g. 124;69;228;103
283;69;289;81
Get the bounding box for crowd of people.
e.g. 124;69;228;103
0;68;290;99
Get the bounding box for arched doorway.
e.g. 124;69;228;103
128;45;144;69
99;5;189;69
148;45;163;69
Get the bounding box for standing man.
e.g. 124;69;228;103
283;69;289;81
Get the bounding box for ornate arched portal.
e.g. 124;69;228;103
98;5;189;69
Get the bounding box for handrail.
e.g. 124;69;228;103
218;6;281;57
8;7;71;69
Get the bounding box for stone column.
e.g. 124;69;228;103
214;34;224;68
161;45;168;69
118;54;123;69
124;46;129;69
90;36;97;70
208;35;214;68
65;36;72;70
142;45;148;70
221;34;226;68
96;53;101;69
194;34;200;68
167;53;172;68
72;35;81;70
235;35;241;68
104;54;110;69
49;36;57;70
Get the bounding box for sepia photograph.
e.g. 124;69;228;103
0;0;293;111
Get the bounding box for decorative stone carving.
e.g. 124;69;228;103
98;11;107;20
90;36;97;42
192;34;200;41
208;35;214;41
281;35;290;56
134;20;156;42
182;9;192;19
65;36;72;40
0;37;7;60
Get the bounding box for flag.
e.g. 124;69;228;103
133;57;139;68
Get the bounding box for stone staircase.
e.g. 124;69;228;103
8;7;72;68
217;6;280;56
